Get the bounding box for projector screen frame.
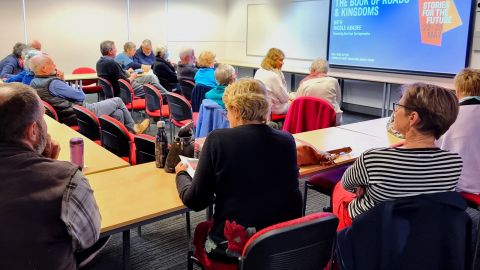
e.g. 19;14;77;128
326;0;476;78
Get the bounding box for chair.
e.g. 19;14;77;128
336;192;472;270
165;92;199;140
460;192;480;270
283;96;336;134
72;105;101;145
42;100;79;131
271;113;287;122
188;212;339;270
72;67;103;101
191;83;213;113
42;100;59;121
99;115;136;165
195;99;229;138
143;83;170;122
179;79;195;101
118;79;146;114
134;134;156;164
98;77;115;99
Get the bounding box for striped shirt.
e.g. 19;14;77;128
342;147;462;219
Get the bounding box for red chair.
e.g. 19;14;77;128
143;84;169;122
165;92;198;140
42;100;59;121
98;77;115;99
271;113;287;122
188;212;338;270
42;100;79;131
118;79;146;114
99;115;136;165
72;67;103;101
72;105;101;145
283;97;336;134
134;134;156;165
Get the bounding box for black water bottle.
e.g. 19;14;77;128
155;121;168;168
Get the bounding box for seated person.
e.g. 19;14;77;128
30;54;149;134
334;83;462;229
175;78;302;263
96;40;165;98
153;46;178;91
437;68;480;195
295;58;343;125
194;51;218;88
205;64;236;109
0;42;27;79
5;47;42;85
254;48;290;114
133;39;155;66
177;47;198;82
0;83;106;269
115;41;142;70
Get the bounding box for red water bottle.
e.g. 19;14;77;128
70;137;84;168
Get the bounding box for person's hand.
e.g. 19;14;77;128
56;69;64;80
42;134;61;160
175;162;188;174
355;186;366;198
129;72;138;81
127;68;134;74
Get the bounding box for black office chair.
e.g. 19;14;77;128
179;79;195;101
72;105;101;145
191;83;213;113
98;77;115;99
134;134;156;164
99;115;136;165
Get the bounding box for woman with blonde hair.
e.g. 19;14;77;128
175;78;302;264
194;50;218;88
254;48;290;114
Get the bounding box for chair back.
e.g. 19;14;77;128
42;100;59;121
118;79;134;104
134;134;156;164
179;79;195;101
166;92;193;124
144;84;163;113
72;67;97;86
283;96;336;134
98;77;115;98
239;212;338;270
72;105;100;141
99;115;136;165
191;83;213;112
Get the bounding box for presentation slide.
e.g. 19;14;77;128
328;0;474;75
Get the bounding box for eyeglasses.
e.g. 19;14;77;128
392;102;416;112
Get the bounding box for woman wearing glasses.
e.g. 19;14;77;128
334;83;462;229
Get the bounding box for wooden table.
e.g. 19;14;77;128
87;162;189;269
337;117;404;146
44;115;130;175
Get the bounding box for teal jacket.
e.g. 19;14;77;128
205;85;226;108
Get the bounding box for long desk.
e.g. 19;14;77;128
337;117;404;146
220;60;454;117
44;115;130;175
87;162;189;270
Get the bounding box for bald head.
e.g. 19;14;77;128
30;55;56;76
0;83;44;146
29;40;42;51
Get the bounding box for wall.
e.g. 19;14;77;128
0;0;228;73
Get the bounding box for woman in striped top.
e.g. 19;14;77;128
340;83;462;222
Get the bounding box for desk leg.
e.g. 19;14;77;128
123;230;130;270
291;73;296;91
385;84;392;117
185;211;191;244
381;83;388;117
339;79;345;109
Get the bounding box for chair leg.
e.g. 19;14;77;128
187;250;194;270
137;226;142;237
303;182;309;216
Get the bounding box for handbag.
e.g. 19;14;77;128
165;122;195;173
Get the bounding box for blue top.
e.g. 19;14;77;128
23;72;35;85
0;54;22;79
205;85;226;108
115;52;141;70
133;48;154;66
194;68;217;88
49;80;86;103
5;70;26;83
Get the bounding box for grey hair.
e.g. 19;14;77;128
100;40;115;56
142;39;152;47
155;46;168;58
310;58;329;73
123;42;136;52
215;64;236;86
12;42;27;58
179;48;194;60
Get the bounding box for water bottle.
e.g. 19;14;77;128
70;137;84;168
155;121;168;168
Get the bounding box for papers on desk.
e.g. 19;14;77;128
179;155;198;178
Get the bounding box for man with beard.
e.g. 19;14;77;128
0;83;107;269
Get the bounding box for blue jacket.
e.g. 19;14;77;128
133;48;154;66
115;52;141;70
0;54;22;79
